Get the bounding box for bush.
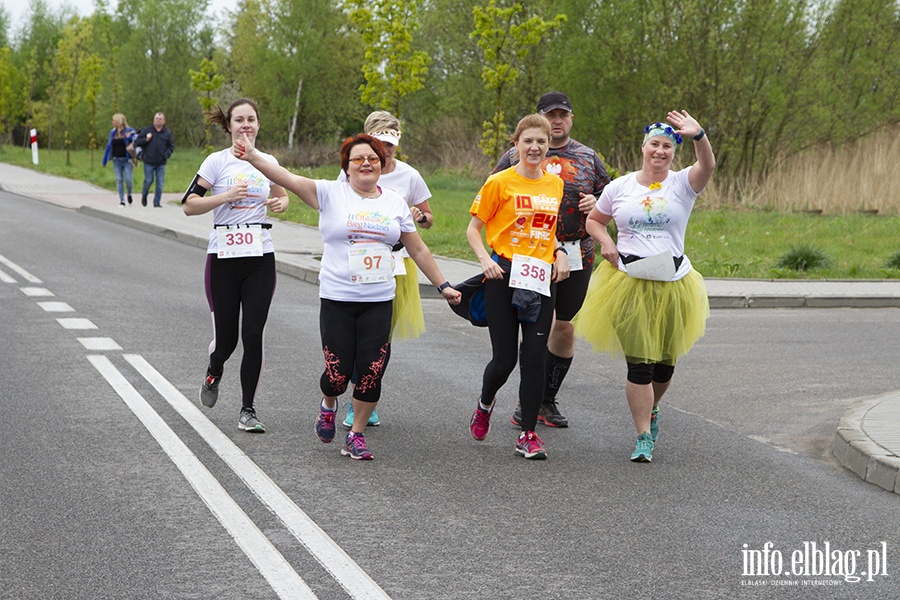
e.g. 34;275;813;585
774;244;832;271
883;251;900;270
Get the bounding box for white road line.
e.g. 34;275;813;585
0;268;15;283
20;287;54;297
36;301;74;312
77;337;122;350
0;254;42;283
124;354;392;600
57;318;98;330
87;355;317;600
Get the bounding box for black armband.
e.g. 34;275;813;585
182;175;209;204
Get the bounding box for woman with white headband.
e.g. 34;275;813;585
578;110;715;463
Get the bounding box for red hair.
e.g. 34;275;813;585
340;133;386;175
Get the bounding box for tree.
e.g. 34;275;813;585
344;0;431;118
189;55;225;154
53;17;98;164
471;0;565;163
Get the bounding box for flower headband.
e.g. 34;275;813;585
642;122;682;147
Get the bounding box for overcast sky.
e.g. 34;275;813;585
3;0;239;34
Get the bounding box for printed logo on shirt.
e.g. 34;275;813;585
543;156;577;183
629;195;671;237
347;209;391;237
226;172;268;208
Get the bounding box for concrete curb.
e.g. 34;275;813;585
832;392;900;495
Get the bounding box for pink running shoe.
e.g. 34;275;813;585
470;404;493;441
341;431;374;460
515;430;547;460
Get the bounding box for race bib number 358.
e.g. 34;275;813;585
509;254;552;297
216;224;263;258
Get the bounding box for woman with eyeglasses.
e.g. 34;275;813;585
233;132;461;460
337;110;434;428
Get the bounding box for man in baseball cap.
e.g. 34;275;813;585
536;91;574;114
493;91;611;429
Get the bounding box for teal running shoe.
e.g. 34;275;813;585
342;406;381;428
630;431;654;462
650;407;660;442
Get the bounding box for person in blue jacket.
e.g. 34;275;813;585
101;113;137;206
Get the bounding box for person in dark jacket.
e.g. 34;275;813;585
135;112;175;207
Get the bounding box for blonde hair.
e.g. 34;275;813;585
364;111;401;135
511;113;551;143
112;113;127;130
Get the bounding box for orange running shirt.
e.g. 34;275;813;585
470;167;564;263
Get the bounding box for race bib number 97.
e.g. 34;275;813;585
216;224;263;258
509;254;552;297
348;246;395;284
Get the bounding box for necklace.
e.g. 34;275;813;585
354;189;380;199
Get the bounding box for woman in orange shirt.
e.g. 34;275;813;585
466;113;568;460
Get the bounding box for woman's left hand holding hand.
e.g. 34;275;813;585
667;110;702;139
440;286;462;305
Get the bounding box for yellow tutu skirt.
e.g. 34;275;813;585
391;257;426;340
573;261;709;364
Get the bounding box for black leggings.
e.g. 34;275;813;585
205;253;276;410
626;361;675;385
319;299;392;403
481;275;555;431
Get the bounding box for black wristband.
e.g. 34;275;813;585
693;129;706;141
417;213;428;224
554;246;568;256
437;281;451;293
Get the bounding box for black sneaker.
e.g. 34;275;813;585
238;408;266;433
141;196;147;207
510;403;523;426
538;400;569;428
200;372;221;407
127;194;133;205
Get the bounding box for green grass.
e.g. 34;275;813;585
3;144;898;279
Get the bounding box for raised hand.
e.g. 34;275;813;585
666;110;702;139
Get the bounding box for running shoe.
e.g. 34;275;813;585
341;432;373;460
538;400;569;428
650;407;660;443
630;432;654;462
515;430;547;460
238;408;266;433
470;404;493;441
342;406;381;429
510;403;522;426
200;371;221;408
315;401;338;443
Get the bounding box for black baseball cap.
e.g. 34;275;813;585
536;91;573;114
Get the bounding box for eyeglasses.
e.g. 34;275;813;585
349;155;381;165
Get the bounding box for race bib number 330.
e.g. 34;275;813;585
216;224;263;258
509;254;552;297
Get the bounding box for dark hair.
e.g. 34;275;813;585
205;98;260;133
340;133;387;175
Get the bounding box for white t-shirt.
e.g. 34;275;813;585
337;160;431;207
596;167;699;280
196;148;280;254
316;180;416;302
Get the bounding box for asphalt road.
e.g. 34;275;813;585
2;192;899;599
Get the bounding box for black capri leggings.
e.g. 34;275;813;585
481;274;555;431
205;253;276;410
319;299;392;403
